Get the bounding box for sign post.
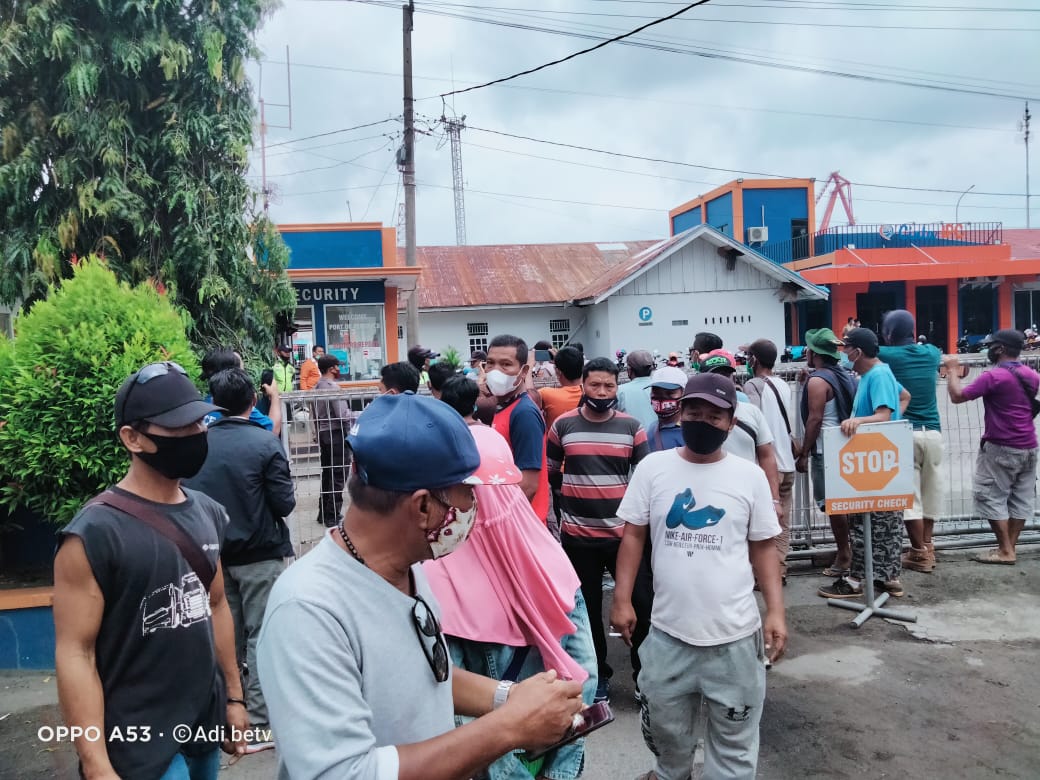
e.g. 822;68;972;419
822;420;917;628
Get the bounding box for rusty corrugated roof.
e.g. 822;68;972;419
401;241;660;308
1005;229;1040;260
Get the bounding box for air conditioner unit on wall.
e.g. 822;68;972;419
747;226;768;244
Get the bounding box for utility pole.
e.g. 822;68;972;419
402;0;420;348
1025;102;1032;229
442;115;468;245
256;48;293;215
259;97;269;213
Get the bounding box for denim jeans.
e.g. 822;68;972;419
157;748;221;780
448;589;598;780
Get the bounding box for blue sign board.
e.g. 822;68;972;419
639;306;653;322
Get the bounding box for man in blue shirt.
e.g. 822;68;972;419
616;350;657;431
879;310;943;573
201;348;280;435
819;328;909;600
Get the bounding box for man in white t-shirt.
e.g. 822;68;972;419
612;373;786;780
700;352;784;535
741;339;796;578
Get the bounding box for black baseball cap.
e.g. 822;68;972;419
983;329;1025;351
115;362;222;428
681;373;737;410
843;327;879;358
408;345;439;365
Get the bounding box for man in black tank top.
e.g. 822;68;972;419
795;329;858;576
54;363;249;780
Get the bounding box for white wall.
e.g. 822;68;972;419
401;305;583;359
602;237;794;355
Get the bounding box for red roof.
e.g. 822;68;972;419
402;241;660;308
1004;229;1040;260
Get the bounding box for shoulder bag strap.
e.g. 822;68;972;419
735;418;758;446
1003;365;1040;411
89;490;216;590
764;377;793;435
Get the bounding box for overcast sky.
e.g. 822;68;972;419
247;0;1040;247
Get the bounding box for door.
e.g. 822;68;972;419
915;285;948;353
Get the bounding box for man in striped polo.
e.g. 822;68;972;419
547;356;650;704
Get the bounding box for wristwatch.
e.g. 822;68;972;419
493;680;514;710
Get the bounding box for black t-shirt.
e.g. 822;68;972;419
60;486;230;780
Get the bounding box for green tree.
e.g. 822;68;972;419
0;0;296;354
0;258;199;524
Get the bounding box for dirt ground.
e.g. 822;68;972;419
3;549;1039;780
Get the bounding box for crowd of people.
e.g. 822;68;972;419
50;312;1038;780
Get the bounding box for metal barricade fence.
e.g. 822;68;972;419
276;356;1040;559
771;355;1040;558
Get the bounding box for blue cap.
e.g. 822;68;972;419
348;394;482;491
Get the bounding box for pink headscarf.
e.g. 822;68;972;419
424;425;587;682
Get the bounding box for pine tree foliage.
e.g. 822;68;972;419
0;0;296;353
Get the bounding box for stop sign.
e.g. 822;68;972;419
838;432;899;492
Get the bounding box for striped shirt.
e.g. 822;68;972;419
547;408;649;539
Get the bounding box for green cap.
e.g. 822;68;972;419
804;328;844;360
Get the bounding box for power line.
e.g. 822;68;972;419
391;3;1040;101
428;3;1040;92
580;0;1040;10
261;59;1018;135
421;1;1040;31
458;133;1035;211
264;118;400;149
464;123;1031;197
434;0;715;98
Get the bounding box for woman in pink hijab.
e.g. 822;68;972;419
425;376;597;780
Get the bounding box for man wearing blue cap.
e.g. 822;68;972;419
257;393;585;780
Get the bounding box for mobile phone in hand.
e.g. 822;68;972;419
534;349;552;363
524;701;615;761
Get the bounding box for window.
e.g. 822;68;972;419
467;322;489;355
549;318;570;349
398;324;404;339
324;304;386;382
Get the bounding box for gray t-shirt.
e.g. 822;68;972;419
257;533;455;779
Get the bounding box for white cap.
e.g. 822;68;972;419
650;366;688;390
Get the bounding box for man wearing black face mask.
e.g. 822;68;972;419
612;373;786;780
547;356;650;703
54;362;249;780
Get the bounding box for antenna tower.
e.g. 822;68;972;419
441;115;468;245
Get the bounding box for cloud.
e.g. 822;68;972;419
251;0;1040;243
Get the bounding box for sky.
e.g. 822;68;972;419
246;0;1040;247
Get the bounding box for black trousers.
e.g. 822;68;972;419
317;429;349;526
630;540;655;681
560;533;623;682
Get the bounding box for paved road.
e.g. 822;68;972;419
4;550;1039;779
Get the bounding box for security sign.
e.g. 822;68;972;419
822;420;913;515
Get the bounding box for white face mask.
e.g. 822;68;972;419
428;495;478;559
485;368;521;398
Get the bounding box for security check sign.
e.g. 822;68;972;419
823;420;914;515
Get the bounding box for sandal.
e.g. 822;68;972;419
822;565;850;577
973;551;1016;565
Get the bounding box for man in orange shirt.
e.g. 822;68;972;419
299;345;325;391
539;347;584;428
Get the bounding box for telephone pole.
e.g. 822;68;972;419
1025;102;1032;229
442;115;467;245
402;0;420;348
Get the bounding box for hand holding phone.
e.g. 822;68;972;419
524;701;615;761
499;670;584;755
